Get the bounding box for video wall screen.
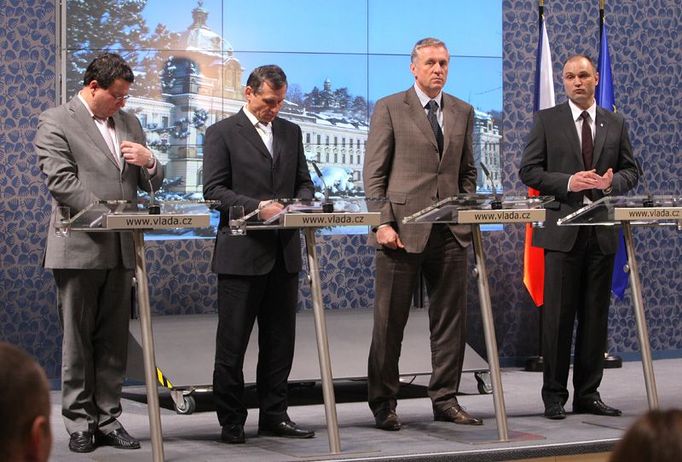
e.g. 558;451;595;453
62;0;502;238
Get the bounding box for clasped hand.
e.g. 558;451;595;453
569;168;613;192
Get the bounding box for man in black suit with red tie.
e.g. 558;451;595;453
520;54;638;420
203;65;315;443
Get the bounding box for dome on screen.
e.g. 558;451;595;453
179;1;233;56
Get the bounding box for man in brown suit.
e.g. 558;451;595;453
363;37;481;431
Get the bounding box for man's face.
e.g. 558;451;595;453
563;57;599;110
87;78;130;119
410;45;449;98
245;81;287;124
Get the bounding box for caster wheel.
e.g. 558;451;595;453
474;371;493;394
175;395;196;415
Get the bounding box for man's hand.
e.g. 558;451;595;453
258;200;285;220
121;141;155;168
376;225;405;250
569;168;614;192
595;168;614;190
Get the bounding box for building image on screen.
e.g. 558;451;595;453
63;0;502;238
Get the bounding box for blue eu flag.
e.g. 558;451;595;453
596;23;628;299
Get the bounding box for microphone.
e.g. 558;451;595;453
480;162;502;210
635;158;654;207
142;161;161;215
311;161;334;213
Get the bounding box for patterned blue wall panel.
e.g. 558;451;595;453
501;0;681;360
1;0;679;379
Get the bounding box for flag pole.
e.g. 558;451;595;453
597;0;623;369
524;0;547;373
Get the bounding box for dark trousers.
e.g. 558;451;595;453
368;225;468;415
53;267;132;435
213;252;299;427
542;226;615;408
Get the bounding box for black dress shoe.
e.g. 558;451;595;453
221;424;245;444
258;420;315;439
434;404;483;425
69;431;95;453
374;408;401;431
544;403;566;420
94;427;141;449
573;399;622;416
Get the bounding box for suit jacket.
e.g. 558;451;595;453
36;96;164;270
363;87;477;253
202;109;314;276
519;102;638;253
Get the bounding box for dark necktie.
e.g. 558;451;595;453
426;100;444;155
580;111;593;170
580;111;596;200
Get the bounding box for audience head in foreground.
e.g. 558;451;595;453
0;341;52;462
610;409;682;462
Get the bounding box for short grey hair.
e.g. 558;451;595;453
411;37;449;63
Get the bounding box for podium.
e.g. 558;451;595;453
558;194;682;410
234;198;380;453
403;193;553;442
68;199;218;462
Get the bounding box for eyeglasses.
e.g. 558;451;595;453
111;93;130;102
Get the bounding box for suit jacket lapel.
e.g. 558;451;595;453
441;95;458;158
271;118;283;165
559;102;583;165
404;88;439;156
69;97;120;169
235;109;272;160
592;107;608;166
112;112;128;172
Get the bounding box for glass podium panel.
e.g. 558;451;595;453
558;195;682;227
231;197;381;230
68;200;219;231
403;194;554;225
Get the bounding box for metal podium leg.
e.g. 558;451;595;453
132;230;165;461
303;227;341;453
621;222;659;409
471;225;509;441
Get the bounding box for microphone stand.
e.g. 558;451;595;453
636;158;654;208
480;162;502;209
312;161;334;213
143;163;160;215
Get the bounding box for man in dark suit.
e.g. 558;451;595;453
520;54;638;420
35;53;163;452
363;38;481;431
203;65;315;444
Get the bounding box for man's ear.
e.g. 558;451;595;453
25;415;52;462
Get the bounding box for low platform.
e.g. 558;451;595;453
48;357;681;461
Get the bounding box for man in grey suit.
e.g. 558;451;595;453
363;37;481;431
520;54;638;420
35;53;163;452
203;65;315;444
